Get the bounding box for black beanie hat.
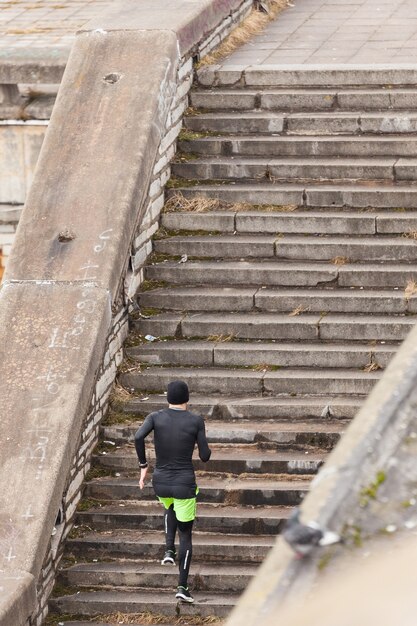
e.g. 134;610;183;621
167;380;189;405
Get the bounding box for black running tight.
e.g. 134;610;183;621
165;505;193;587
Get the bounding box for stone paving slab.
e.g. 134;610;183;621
2;0;417;71
0;0;115;54
218;0;417;67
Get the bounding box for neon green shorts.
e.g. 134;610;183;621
157;488;199;523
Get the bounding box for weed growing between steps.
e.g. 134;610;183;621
85;466;115;480
198;0;289;67
166;177;222;189
174;150;200;162
405;279;417;300
288;304;310;316
77;497;103;512
140;279;169;291
45;613;86;625
154;227;222;239
402;230;417;240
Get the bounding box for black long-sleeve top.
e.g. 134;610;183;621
134;407;211;499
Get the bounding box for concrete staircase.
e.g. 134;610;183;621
49;69;417;625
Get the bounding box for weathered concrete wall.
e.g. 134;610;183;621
0;122;46;205
0;205;22;270
0;1;252;624
226;323;417;626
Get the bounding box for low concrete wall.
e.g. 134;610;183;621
0;1;252;624
0;122;47;205
226;322;417;625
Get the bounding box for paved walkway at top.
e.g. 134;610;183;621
222;0;417;66
1;0;417;64
0;0;114;51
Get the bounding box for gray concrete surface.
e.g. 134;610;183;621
0;0;115;52
220;0;417;66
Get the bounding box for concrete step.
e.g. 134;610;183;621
66;529;276;563
190;88;417;112
120;366;380;397
155;234;279;258
174;183;417;209
198;66;417;88
254;287;416;314
119;393;362;420
76;502;293;534
62;623;168;626
85;475;312;506
50;588;237;619
173;156;400;182
93;447;326;475
135;312;413;342
154;234;417;262
161;209;417;236
179;135;417;158
145;259;417;288
185;111;417;136
59;561;257;593
138;286;414;315
145;260;339;287
102;419;345;447
129;340;396;369
138;286;258;312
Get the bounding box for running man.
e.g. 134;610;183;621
135;380;211;603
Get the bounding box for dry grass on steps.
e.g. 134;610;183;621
95;612;223;624
199;0;290;66
164;191;297;213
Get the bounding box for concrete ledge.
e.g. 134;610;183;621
226;322;417;625
0;3;253;624
0;49;68;84
0;573;35;626
0;281;111;581
82;0;247;55
4;29;179;297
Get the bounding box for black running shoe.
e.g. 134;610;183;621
175;586;194;603
161;549;176;565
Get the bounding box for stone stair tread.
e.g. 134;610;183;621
174;155;400;165
103;419;345;436
132;340;398;354
88;477;312;492
121;393;361;420
147;259;417;271
63;560;258;575
155;233;417;261
138;285;416;314
124;365;382;381
121;366;380;397
52;588;238;604
161;209;417;236
180;134;417;143
191;87;417;93
95;446;327;462
139;311;411;323
188;110;417;119
62;619;160;626
68;528;277;547
63;623;163;626
77;502;293;518
177;181;417;191
156;233;417;245
145;259;417;289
